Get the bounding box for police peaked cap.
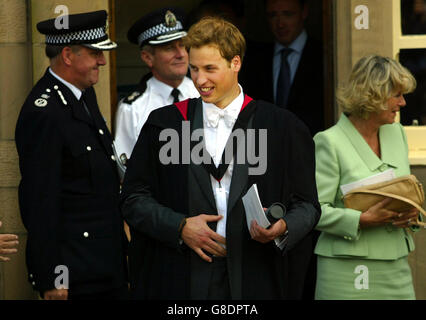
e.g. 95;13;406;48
127;7;187;47
37;10;117;50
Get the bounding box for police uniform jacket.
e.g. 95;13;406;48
115;75;199;159
120;96;320;299
15;69;127;295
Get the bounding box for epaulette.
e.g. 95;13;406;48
122;90;143;104
122;72;153;104
33;85;68;108
33;88;52;108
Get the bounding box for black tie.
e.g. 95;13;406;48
80;91;92;118
171;88;181;103
276;48;293;108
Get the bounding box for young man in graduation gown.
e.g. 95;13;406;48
120;17;320;300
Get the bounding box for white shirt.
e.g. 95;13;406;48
114;76;199;158
202;85;244;241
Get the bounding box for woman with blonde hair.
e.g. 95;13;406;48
314;55;419;299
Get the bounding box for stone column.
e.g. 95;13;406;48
0;0;37;300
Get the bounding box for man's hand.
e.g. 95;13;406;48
43;288;68;300
181;214;226;263
0;221;18;262
250;219;287;244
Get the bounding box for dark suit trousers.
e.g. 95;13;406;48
207;257;231;300
68;284;129;300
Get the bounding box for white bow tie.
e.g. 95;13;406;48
205;108;237;128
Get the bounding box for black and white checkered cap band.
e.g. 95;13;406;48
137;21;184;46
45;26;106;44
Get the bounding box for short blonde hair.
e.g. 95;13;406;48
337;55;416;119
183;17;246;64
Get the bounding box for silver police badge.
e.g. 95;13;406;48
34;98;48;107
165;10;177;28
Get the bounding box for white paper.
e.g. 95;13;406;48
242;184;287;249
242;184;271;230
340;169;396;195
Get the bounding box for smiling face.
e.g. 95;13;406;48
142;39;189;88
371;92;407;125
266;0;308;46
383;92;407;123
189;45;241;109
68;46;106;90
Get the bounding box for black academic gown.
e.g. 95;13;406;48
120;96;320;300
15;69;127;296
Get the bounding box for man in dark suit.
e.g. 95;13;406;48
15;10;128;300
240;0;324;136
121;16;320;299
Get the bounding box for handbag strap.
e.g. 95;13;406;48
348;189;426;228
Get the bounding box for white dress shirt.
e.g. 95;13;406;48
203;85;288;250
202;85;244;241
115;76;199;158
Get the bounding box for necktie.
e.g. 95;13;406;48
171;88;181;103
80;91;92;118
205;108;237;128
200;101;257;182
276;48;293;108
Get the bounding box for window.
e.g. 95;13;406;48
401;0;426;35
395;0;426;163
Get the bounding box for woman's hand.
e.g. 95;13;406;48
391;208;419;228
359;198;419;228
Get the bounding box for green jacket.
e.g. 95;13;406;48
314;113;416;260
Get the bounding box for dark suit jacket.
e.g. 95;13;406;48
15;69;127;296
240;36;325;136
120;96;320;299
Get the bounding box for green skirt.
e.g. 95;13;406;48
315;255;415;300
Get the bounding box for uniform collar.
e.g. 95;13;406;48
150;76;187;101
49;68;83;100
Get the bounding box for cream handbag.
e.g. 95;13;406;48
343;175;426;227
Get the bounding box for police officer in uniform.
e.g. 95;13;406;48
114;7;199;159
15;10;128;300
